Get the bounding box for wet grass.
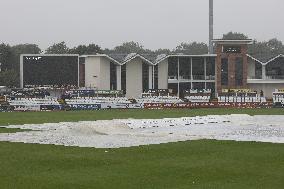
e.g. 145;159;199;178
0;108;283;126
0;108;283;188
0;140;283;189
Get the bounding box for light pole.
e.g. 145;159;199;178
209;0;214;54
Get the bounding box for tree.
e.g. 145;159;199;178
222;32;249;40
69;44;103;55
108;41;147;54
11;44;42;71
0;69;19;87
248;38;284;61
154;48;171;55
46;42;69;54
174;42;208;55
0;44;13;71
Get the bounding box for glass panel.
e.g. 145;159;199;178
192;82;205;90
110;62;117;90
154;65;158;89
142;62;149;92
235;58;243;86
192;57;205;80
255;61;262;79
266;57;284;79
206;57;215;80
121;64;126;94
179;57;191;80
221;58;228;86
168;57;178;79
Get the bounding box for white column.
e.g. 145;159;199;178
152;65;155;89
116;65;121;90
177;57;180;97
262;65;266;79
149;65;153;89
20;55;24;88
204;57;207;89
190;57;193;89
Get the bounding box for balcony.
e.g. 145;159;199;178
247;75;284;84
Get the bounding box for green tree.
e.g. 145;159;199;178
0;69;19;87
0;44;13;71
107;41;150;54
46;42;69;54
69;44;103;55
174;42;208;55
11;44;42;71
222;32;249;40
248;38;284;61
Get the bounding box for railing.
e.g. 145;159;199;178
248;75;284;80
168;75;215;80
192;75;205;80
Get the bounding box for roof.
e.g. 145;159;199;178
81;53;217;66
247;54;284;65
212;39;253;45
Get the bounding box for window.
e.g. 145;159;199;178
142;63;149;92
154;65;158;89
221;58;228;86
168;57;178;79
192;57;205;80
110;62;117;90
179;57;191;80
235;58;243;86
222;46;241;53
121;64;126;94
206;57;215;80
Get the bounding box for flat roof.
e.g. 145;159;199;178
212;39;253;45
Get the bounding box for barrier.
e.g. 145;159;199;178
68;104;101;110
144;102;273;109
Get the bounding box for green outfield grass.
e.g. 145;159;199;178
0;140;283;189
0;108;284;126
0;109;283;189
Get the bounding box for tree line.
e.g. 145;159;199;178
1;32;284;87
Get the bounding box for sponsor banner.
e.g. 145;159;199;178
276;89;284;93
40;105;63;111
222;89;252;93
144;102;273;109
12;105;41;111
69;104;101;110
100;103;144;109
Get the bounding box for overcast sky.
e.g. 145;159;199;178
0;0;283;50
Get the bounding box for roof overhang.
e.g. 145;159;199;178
212;39;253;45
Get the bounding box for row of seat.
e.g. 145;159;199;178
218;96;267;103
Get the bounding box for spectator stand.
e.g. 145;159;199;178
184;89;212;103
273;89;284;107
136;89;183;104
217;89;267;103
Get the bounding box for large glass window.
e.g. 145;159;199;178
192;82;205;90
266;57;284;79
110;62;117;90
142;63;149;92
206;57;215;80
121;64;126;94
206;82;215;98
235;57;243;86
221;58;228;86
179;82;191;98
154;65;158;89
179;57;191;80
192;58;205;80
255;61;262;79
168;57;178;79
168;83;178;95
